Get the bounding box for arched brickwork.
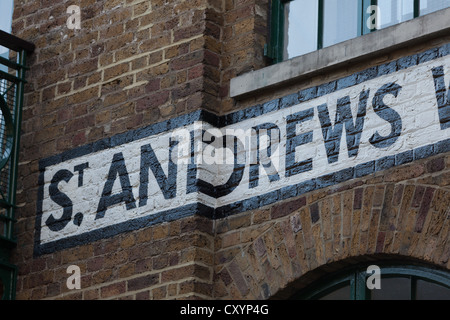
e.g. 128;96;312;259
213;154;450;299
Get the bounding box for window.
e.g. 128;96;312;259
0;0;13;34
0;0;14;71
291;264;450;300
267;0;450;63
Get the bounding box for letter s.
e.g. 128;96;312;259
46;169;74;232
369;82;403;149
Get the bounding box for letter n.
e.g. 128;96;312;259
139;142;177;207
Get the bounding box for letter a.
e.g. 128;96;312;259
96;152;137;219
366;265;381;290
366;5;379;31
67;5;81;30
66;265;81;290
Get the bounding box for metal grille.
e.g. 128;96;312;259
0;75;15;239
0;29;34;300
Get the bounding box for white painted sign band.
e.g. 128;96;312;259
35;47;450;255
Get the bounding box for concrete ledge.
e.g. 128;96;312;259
230;7;450;99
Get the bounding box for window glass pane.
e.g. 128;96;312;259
416;279;450;300
284;0;318;60
420;0;450;15
371;277;411;300
279;0;450;62
0;0;13;70
377;0;414;29
323;0;359;48
318;284;351;300
0;0;13;33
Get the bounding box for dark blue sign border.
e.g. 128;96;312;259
34;43;450;256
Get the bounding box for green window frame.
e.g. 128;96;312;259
266;0;447;64
291;263;450;300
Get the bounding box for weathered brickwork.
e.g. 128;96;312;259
214;154;450;299
220;0;269;112
17;215;214;299
7;0;450;300
12;0;228;300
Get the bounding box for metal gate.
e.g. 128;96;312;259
0;30;34;300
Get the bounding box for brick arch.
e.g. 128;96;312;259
213;158;450;299
271;253;450;299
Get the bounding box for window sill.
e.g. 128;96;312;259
230;7;450;99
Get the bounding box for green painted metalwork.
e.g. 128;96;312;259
414;0;420;18
265;0;285;63
0;30;34;300
361;0;377;35
291;263;450;300
0;260;16;300
268;0;439;63
317;0;324;50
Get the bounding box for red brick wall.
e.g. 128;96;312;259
213;154;450;299
12;0;227;300
9;0;450;300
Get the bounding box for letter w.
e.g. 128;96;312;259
318;90;370;164
139;142;177;207
431;66;450;130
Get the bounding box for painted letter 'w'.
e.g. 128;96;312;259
431;66;450;130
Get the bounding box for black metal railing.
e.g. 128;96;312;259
0;30;34;300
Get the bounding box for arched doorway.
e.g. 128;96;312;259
290;260;450;300
214;179;450;300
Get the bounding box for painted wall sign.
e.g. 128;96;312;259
35;45;450;255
